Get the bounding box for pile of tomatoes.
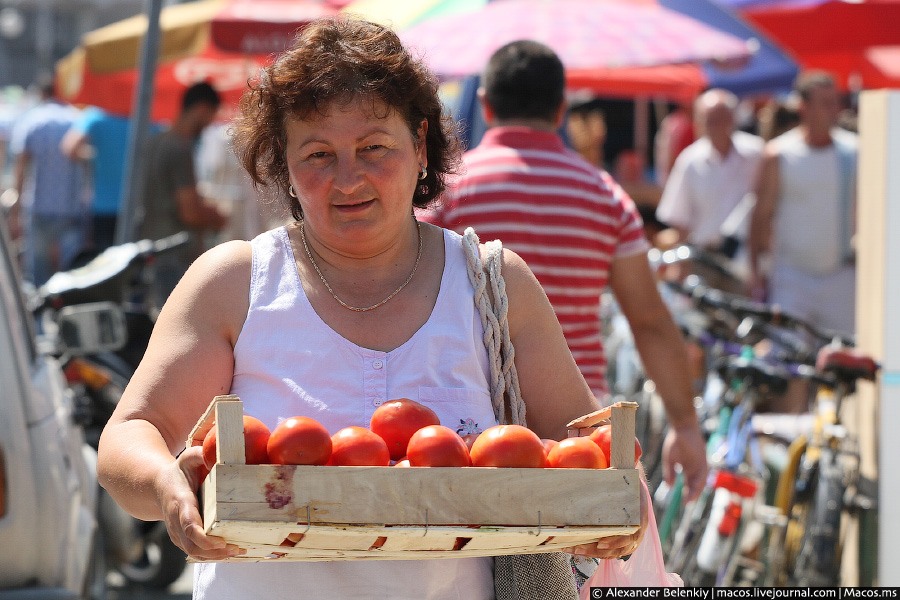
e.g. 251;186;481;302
201;398;639;471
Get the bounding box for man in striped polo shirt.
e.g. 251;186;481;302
426;41;706;500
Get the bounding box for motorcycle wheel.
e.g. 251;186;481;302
82;530;108;600
116;522;187;589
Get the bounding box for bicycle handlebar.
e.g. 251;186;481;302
649;244;746;287
665;276;855;349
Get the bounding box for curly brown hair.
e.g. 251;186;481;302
232;16;461;220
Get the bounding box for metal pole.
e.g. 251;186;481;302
115;0;163;245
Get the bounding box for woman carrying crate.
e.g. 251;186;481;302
97;16;654;600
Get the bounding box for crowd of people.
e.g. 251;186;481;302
0;11;863;599
1;77;275;292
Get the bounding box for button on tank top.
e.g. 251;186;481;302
194;225;497;600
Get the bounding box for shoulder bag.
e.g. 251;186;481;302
461;227;580;600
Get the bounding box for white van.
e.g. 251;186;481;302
0;211;105;599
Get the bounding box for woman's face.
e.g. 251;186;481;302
284;96;427;249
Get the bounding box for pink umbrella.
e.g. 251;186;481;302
400;0;753;79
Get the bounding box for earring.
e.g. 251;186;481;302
417;165;429;196
289;185;297;198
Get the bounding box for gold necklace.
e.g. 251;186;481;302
299;219;423;313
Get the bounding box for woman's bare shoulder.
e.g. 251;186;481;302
495;247;553;332
159;240;253;340
183;240;252;296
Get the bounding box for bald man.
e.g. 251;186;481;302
656;89;764;279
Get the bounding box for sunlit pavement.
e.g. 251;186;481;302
106;562;193;599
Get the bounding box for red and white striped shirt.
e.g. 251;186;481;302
425;127;649;394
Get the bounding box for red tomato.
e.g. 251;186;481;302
547;437;608;469
370;398;441;460
267;416;332;466
469;424;545;468
588;424;642;466
406;425;471;467
202;415;271;470
461;433;480;452
329;426;391;466
541;439;560;467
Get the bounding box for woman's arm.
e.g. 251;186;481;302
500;248;601;441
97;240;251;559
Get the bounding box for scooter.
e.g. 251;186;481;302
30;232;190;589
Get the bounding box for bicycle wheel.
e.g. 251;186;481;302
793;447;844;587
667;492;717;586
634;381;667;492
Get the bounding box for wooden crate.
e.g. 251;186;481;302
189;395;641;562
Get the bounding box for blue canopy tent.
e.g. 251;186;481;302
660;0;799;97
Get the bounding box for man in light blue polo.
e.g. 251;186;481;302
62;107;146;252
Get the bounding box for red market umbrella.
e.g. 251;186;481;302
55;0;344;122
339;0;487;30
565;0;798;102
399;0;753;79
741;0;900;92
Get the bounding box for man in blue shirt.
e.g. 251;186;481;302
10;76;89;285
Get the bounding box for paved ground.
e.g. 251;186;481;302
106;563;193;599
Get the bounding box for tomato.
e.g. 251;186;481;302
329;426;391;466
266;416;332;466
370;398;441;460
469;424;545;468
461;433;480;452
588;424;642;465
547;437;608;469
406;425;471;467
202;415;271;470
541;439;560;467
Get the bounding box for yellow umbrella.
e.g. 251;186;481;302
56;0;340;122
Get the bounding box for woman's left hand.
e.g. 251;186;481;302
562;473;649;559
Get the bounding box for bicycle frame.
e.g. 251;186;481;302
776;353;877;587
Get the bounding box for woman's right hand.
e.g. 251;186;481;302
156;445;246;561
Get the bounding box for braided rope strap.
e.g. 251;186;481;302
462;228;526;427
461;228;578;600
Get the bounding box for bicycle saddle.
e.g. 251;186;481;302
815;346;879;382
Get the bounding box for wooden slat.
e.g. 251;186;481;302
193;523;638;562
610;403;638;469
187;394;239;448
293;529;378;551
206;464;641;528
566;406;613;430
214;400;246;465
378;530;460;551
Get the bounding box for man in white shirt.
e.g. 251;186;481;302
656;89;764;286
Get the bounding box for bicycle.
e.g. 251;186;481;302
602;245;750;492
664;351;806;586
774;344;879;587
654;277;846;586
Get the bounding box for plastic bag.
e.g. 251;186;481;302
579;479;683;595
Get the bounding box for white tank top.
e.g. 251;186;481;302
194;226;497;600
772;128;853;274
